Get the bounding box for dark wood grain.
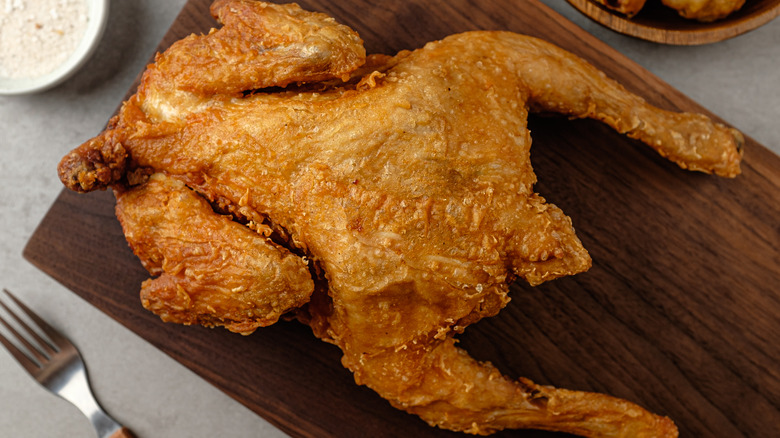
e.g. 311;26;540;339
24;0;780;437
567;0;780;45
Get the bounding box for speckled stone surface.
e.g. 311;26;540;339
0;1;777;437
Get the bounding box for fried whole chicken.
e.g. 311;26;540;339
58;1;744;436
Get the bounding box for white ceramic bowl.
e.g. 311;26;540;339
0;0;110;95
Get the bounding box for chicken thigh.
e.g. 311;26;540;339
58;1;743;436
591;0;745;21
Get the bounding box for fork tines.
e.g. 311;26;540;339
0;289;61;374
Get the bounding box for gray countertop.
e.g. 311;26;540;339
1;1;777;437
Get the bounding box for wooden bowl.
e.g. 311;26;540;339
566;0;780;45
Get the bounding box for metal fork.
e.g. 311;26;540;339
0;289;134;438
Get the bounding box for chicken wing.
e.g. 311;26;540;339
115;172;314;334
58;1;744;436
591;0;745;22
661;0;746;22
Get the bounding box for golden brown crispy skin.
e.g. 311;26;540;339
590;0;744;22
346;338;678;437
58;0;367;192
590;0;648;17
661;0;746;22
56;1;744;436
115;172;314;334
155;0;366;96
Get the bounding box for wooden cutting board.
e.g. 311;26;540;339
24;0;780;437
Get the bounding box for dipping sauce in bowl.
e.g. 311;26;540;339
0;0;109;95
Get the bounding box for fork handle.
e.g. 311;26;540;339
109;427;136;438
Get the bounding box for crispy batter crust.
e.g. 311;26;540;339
51;1;745;436
591;0;745;22
591;0;648;17
115;173;314;334
661;0;746;22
